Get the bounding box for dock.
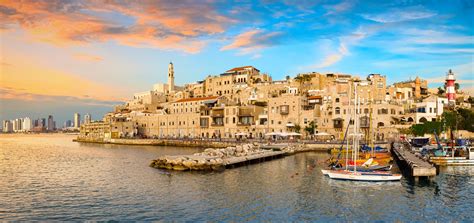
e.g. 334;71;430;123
391;142;437;181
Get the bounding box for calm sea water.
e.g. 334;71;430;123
0;134;473;222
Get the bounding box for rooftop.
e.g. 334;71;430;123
225;66;260;73
174;96;219;103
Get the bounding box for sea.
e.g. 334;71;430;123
0;134;473;221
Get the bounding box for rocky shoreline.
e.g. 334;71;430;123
149;144;298;171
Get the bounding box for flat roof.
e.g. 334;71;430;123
174;96;219;103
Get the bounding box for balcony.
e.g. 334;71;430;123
333;118;344;128
211;117;224;126
238;108;253;117
210;109;224;117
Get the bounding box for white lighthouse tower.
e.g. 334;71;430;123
168;62;174;93
445;69;456;105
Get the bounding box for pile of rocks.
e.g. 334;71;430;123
150;144;274;171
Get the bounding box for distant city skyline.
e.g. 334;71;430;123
0;1;472;123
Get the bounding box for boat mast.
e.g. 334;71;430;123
353;83;358;173
345;82;352;170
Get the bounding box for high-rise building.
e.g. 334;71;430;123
41;118;46;127
168;62;174;93
47;115;54;131
2;120;13;133
64;120;73;128
445;69;456;105
23;117;32;131
13;118;23;132
74;113;81;128
33;119;39;127
84;113;92;124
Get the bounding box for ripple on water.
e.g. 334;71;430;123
1;134;474;221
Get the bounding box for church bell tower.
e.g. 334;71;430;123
168;62;174;93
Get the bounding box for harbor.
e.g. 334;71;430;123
2;134;474;222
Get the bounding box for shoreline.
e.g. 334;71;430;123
73;137;389;152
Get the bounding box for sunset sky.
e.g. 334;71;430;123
1;0;473;124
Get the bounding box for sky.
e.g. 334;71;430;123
0;0;473;125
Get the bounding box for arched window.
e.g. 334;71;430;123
377;122;384;127
419;117;428;123
408;117;414;122
335;107;340;115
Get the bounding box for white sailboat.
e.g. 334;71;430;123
325;82;402;182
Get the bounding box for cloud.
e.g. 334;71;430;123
0;87;123;106
0;59;128;102
324;0;355;16
221;29;283;55
0;0;234;53
74;53;103;62
361;6;436;23
310;31;366;69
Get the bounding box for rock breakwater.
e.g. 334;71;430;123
150;144;288;171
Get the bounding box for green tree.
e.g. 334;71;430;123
294;124;301;133
294;74;312;95
437;87;445;95
304;121;317;135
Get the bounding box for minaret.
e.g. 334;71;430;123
168;62;174;93
445;69;456;105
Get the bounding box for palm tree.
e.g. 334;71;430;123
294;74;312;95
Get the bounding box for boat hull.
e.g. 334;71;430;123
327;171;402;181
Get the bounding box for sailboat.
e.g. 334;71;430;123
324;83;401;181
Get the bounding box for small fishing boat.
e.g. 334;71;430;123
327;170;402;181
321;165;392;175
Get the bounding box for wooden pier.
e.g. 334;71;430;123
391;142;437;181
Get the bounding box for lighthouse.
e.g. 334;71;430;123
445;69;456;105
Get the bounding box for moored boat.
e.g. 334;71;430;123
327;170;402;181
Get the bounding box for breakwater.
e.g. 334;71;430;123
150;144;295;171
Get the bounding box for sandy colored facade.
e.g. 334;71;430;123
79;65;467;141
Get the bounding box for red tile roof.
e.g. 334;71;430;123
174;96;219;103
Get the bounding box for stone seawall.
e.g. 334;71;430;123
74;138;389;151
74;138;237;148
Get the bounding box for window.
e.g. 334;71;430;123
335;98;340;103
335;107;340;115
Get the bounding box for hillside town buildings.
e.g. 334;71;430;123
74;64;470;142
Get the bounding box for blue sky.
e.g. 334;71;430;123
0;0;473;125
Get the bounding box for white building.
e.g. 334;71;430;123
84;113;92;124
13;118;22;132
2;120;13;133
23;117;32;131
414;95;448;123
74;113;81;128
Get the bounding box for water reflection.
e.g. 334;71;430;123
0;134;473;221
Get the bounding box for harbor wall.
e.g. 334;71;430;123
74;137;389;150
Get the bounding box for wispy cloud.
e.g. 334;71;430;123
324;0;355;16
0;87;122;106
74;53;103;62
361;6;436;23
221;29;283;55
310;31;366;69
